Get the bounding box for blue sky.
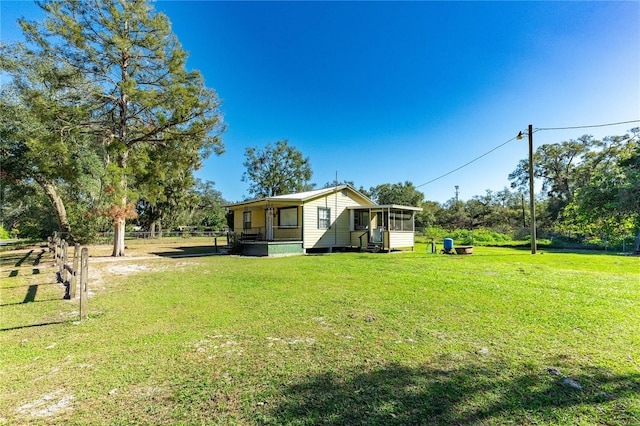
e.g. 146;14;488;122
2;1;639;203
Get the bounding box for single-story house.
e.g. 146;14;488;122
226;184;422;256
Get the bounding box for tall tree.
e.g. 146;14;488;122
321;179;356;189
437;197;471;230
132;138;205;236
190;180;228;230
509;136;594;199
368;181;424;206
0;180;58;240
0;43;100;241
19;0;225;256
510;132;638;236
566;130;640;246
416;200;443;229
134;170;198;237
509;136;596;222
465;189;523;232
242;139;313;198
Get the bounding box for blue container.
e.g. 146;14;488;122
443;238;454;251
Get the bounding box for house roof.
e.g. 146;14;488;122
226;184;374;208
226;185;422;212
269;185;353;202
347;204;423;212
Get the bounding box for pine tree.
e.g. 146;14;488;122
19;0;225;256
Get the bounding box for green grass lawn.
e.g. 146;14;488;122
1;244;638;425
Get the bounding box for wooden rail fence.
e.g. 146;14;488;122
48;236;89;320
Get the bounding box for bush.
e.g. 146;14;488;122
444;228;512;245
0;225;9;240
419;227;518;246
417;226;448;241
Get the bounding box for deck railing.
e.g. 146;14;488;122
240;226;303;242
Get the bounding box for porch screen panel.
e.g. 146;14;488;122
390;210;413;231
401;211;414;231
354;211;369;230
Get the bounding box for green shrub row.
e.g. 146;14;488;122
418;227;516;246
418;226;638;251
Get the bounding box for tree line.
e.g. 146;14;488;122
2;1;638;253
400;130;640;249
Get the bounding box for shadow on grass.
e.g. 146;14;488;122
23;284;38;303
3;249;48;276
2;248;47;266
268;360;639;425
0;320;67;332
538;248;634;257
32;249;45;266
152;245;226;258
2;282;60;290
0;297;65;308
0;282;66;307
14;249;34;266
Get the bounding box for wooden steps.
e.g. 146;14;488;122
361;242;382;253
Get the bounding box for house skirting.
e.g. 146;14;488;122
241;241;304;257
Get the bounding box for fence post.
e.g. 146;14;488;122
69;243;80;299
59;239;68;282
50;232;59;254
53;237;59;266
79;247;89;320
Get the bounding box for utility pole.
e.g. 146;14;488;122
521;193;526;228
518;125;537;254
527;124;537;254
455;185;459;203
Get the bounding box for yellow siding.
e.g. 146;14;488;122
303;189;365;249
253;210;266;229
233;208;265;234
351;230;369;247
233;210;242;233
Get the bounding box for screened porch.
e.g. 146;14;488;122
348;205;422;251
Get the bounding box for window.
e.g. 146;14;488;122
354;211;369;230
318;207;331;229
243;211;251;230
278;207;298;228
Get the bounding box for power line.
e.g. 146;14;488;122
536;119;640;131
416;119;640;189
415;134;520;189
